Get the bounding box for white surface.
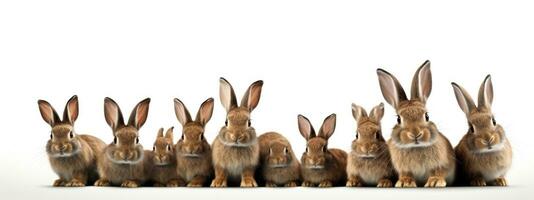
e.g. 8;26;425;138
1;0;533;199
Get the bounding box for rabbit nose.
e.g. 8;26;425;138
127;152;135;160
228;134;237;142
238;135;245;141
118;152;126;160
360;146;369;154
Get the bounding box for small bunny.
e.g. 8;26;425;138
298;114;347;187
174;98;215;187
257;132;300;187
452;75;512;186
211;78;263;187
38;95;106;187
347;103;395;187
147;127;180;187
94;97;151;187
376;60;456;187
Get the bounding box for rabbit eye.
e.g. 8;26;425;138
425;112;430;122
396;115;401;124
375;131;380;139
469;125;474;133
69;131;74;139
322;146;327;152
50;133;53;140
355;132;359;139
167;145;171;151
224;120;228;126
284;147;289;154
305;147;309;153
181;134;184;140
199;134;204;141
135;137;139;144
113;137;117;144
152;146;155;151
248;120;251;126
492;117;496;126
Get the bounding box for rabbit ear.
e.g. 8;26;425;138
241;80;264;112
128;98;151;129
377;68;407;109
351;103;368;123
62;95;79;124
452;82;476;116
104;97;125;131
165;127;174;141
318;114;336;140
410;60;432;104
369;102;385;122
38;99;61;127
478;75;494;109
298;115;316;140
157;127;164;138
174;98;192;126
196;98;214;126
219;78;238;112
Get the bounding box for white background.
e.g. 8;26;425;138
0;0;533;199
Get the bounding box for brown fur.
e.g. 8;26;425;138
257;132;300;187
452;75;512;186
298;114;347;187
95;97;151;187
174;98;214;187
377;61;456;187
211;78;263;187
347;103;395;187
38;95;106;187
147;128;180;187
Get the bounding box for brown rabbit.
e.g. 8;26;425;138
452;75;512;186
211;78;263;187
174;97;214;187
298;114;347;187
347;103;396;187
38;95;106;187
147;127;180;187
257;132;300;187
376;60;456;187
94;97;151;187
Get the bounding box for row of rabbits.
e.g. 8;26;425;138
38;61;511;188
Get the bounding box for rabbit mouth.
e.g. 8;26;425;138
49;148;80;158
357;154;376;159
180;153;202;158
219;137;257;147
473;140;506;154
393;138;437;149
306;165;325;169
107;152;144;165
268;164;289;168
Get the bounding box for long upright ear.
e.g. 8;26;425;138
157;127;164;138
165;127;174;141
104;97;124;130
478;75;494;109
196;98;214;126
63;95;79;124
318;114;336;140
377;68;407;109
128;98;151;129
297;115;316;140
219;77;238;112
351;103;367;123
38;100;61;127
410;60;432;103
174;98;192;126
452;82;476;116
369;102;385;122
241;80;264;112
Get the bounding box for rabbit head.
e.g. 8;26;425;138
266;142;294;168
152;127;175;165
174;98;214;156
351;103;386;158
38;95;82;157
452;75;506;153
103;97;150;164
218;78;263;146
377;60;438;148
298;114;336;169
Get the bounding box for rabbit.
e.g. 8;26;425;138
174;97;215;187
94;97;151;187
147;127;180;187
376;60;456;187
211;78;263;187
347;103;396;187
451;75;512;186
257;132;301;187
298;114;347;187
38;95;106;187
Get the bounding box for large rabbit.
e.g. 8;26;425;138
211;78;263;187
298;114;347;187
452;75;512;186
376;60;456;187
147;127;180;187
174;97;215;187
347;103;395;187
94;97;151;187
257;132;301;187
38;95;106;187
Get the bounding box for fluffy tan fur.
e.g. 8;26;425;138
257;132;300;187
